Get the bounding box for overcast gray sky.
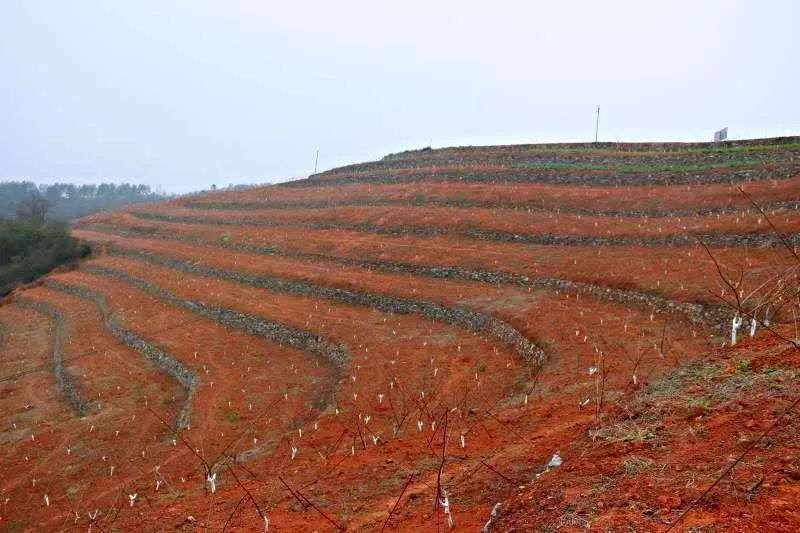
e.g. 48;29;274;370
1;1;798;193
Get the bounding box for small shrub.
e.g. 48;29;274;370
0;219;91;295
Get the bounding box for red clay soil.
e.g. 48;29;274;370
492;332;800;531
1;138;799;530
134;202;800;239
183;175;800;213
0;287;181;530
78;212;795;306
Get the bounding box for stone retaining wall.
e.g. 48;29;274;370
13;297;90;416
81;264;349;375
130;211;798;249
183;198;800;219
43;280;198;430
104;246;546;366
86;225;730;330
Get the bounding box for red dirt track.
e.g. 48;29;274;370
1;138;799;531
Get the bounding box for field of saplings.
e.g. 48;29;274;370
2;137;799;530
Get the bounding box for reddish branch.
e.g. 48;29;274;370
434;410;449;518
146;405;210;477
279;476;310;510
279;476;345;531
667;393;800;531
224;463;268;530
479;460;517;485
381;472;416;532
668;191;800;529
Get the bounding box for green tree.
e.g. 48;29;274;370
15;192;50;224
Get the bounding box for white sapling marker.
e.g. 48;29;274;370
731;314;743;346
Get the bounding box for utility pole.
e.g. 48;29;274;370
313;150;319;173
594;105;600;143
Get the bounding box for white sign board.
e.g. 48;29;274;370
714;127;728;143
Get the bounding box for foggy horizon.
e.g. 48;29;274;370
2;1;798;193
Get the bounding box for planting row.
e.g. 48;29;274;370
51;268;333;455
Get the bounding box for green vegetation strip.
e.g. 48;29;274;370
379;140;800;159
295;159;800;188
326;140;800;176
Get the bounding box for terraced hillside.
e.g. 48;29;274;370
1;137;799;530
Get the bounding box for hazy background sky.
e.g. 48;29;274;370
1;1;798;193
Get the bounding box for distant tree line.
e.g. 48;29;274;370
0;181;168;221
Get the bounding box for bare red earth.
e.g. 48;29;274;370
1;137;799;531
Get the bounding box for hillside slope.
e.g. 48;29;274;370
1;137;799;530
